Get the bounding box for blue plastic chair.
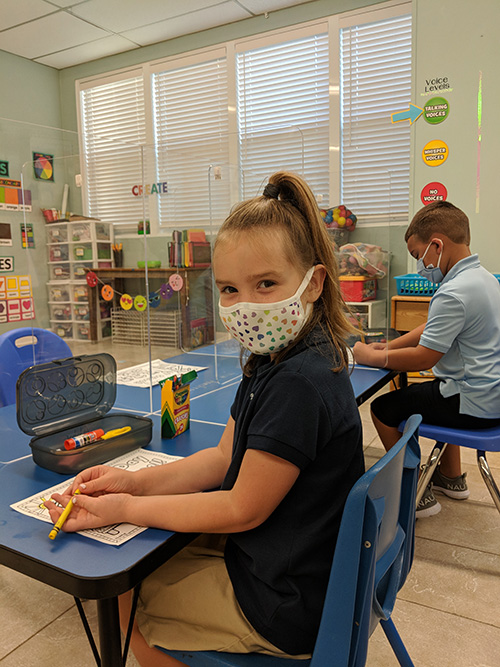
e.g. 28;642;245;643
409;421;500;515
158;414;422;667
0;327;72;407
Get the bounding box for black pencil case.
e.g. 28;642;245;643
16;352;152;474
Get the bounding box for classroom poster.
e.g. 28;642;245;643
33;152;54;182
0;274;35;323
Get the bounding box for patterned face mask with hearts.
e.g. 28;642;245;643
218;267;315;355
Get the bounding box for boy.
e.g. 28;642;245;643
353;201;500;517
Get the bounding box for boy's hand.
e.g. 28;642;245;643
353;341;387;368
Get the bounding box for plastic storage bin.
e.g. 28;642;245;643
394;273;439;296
49;243;69;262
53;322;73;339
72;284;89;302
73;303;90;321
340;276;377;302
71;222;92;242
46;224;68;244
73;262;93;279
50;263;71;281
73;243;93;261
49;304;72;321
49;285;71;302
16;353;152;474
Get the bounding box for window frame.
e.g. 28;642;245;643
75;0;412;238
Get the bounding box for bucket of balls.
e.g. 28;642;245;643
320;205;357;247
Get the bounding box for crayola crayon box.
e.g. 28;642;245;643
160;370;198;438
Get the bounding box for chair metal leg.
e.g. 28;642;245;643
477;451;500;514
380;618;415;667
415;442;447;506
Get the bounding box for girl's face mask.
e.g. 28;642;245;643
219;267;315;355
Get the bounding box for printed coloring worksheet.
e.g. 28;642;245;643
11;448;182;546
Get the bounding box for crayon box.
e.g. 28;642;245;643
160;370;198;438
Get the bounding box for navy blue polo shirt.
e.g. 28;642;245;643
222;330;363;655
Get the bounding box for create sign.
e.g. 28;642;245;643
132;182;168;196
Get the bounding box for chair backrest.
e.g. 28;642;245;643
0;327;72;407
310;414;421;667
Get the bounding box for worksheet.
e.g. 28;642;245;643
11;448;183;546
116;359;207;388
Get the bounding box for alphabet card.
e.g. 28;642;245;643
0;274;35;322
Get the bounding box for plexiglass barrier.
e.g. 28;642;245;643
2;118;405;421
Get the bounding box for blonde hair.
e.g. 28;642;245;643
215;171;353;375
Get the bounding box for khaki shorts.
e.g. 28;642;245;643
136;534;310;659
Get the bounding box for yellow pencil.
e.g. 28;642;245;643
49;489;81;540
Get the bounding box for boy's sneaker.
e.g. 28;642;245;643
416;484;442;518
431;467;470;500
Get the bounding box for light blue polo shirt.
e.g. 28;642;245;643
419;254;500;418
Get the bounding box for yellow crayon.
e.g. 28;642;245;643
49;489;81;540
100;426;131;440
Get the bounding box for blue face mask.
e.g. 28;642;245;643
417;241;444;283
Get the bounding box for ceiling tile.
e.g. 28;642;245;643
34;35;139;69
0;12;110;59
238;0;313;12
0;0;56;31
70;0;224;34
122;1;252;46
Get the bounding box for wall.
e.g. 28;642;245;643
411;0;500;273
0;52;79;332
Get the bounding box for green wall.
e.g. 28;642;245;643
411;0;500;274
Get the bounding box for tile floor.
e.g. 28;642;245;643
1;341;499;666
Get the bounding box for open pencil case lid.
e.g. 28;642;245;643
16;352;152;474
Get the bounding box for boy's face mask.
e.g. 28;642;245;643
417;240;444;283
219;267;315;355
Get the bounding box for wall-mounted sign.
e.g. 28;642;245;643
421;182;448;205
0;274;35;322
33;152;54;182
423;97;449;124
0;257;14;272
423;77;451;94
422;140;449;166
0;161;8;177
21;223;35;248
391;103;423;125
132;182;168;196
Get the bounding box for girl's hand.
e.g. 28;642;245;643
44;492;133;533
62;465;139;498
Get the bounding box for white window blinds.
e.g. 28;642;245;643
152;55;230;228
236;31;329;204
340;14;412;219
80;75;147;229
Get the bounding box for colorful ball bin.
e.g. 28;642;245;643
319;205;357;230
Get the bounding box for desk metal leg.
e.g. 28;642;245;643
97;597;124;667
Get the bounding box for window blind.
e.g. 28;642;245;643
236;32;329;204
152;56;230;229
340;14;412;219
80;76;147;229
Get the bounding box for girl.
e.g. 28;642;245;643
46;172;363;666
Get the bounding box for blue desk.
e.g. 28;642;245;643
0;345;396;666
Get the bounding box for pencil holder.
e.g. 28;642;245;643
16;353;152;474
